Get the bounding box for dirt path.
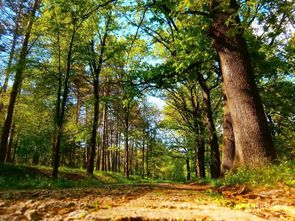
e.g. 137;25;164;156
0;183;294;221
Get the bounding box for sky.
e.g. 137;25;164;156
147;96;166;111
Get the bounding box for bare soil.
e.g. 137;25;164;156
0;183;294;221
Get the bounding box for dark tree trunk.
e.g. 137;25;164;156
221;90;235;175
210;0;276;168
123;102;130;178
32;152;39;165
142;138;145;179
87;15;110;174
194;144;198;178
70;92;80;168
101;104;107;171
130;141;133;176
96;147;101;171
200;86;221;178
146;138;150;178
0;0;39;163
12;134;18;163
117;130;121;172
107;126;111;171
87;80;99;175
5;124;15;163
198;126;206;178
186;158;191;181
52;29;75;179
125;128;129;179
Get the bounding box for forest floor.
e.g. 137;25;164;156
0;183;294;221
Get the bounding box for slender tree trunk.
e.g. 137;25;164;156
125;128;129;178
87;14;110;174
96;147;101;171
87;79;99;175
142;138;145;179
124;105;130;178
202;89;221;178
5;124;15;163
0;0;23;97
12;134;18;163
194;143;198;178
0;0;39;163
71;92;80;168
32;151;39;165
198;126;206;178
210;0;276;168
101;104;107;171
186;157;191;181
117;129;121;172
83;147;87;169
131;141;134;175
146;138;150;178
0;25;18;112
52;29;75;179
107;121;111;171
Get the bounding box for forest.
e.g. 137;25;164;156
0;0;294;220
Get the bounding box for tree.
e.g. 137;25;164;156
0;0;40;163
43;0;116;178
210;0;276;168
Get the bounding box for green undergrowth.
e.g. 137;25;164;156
0;164;172;190
201;160;295;188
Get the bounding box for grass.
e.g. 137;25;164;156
200;160;295;188
0;164;171;190
1;160;293;191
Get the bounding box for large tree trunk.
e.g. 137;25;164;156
0;0;39;163
210;0;276;168
221;90;235;175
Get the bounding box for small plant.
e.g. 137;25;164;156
210;160;295;188
92;201;100;210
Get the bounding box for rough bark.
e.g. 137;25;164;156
0;0;39;163
221;90;235;175
210;0;276;168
